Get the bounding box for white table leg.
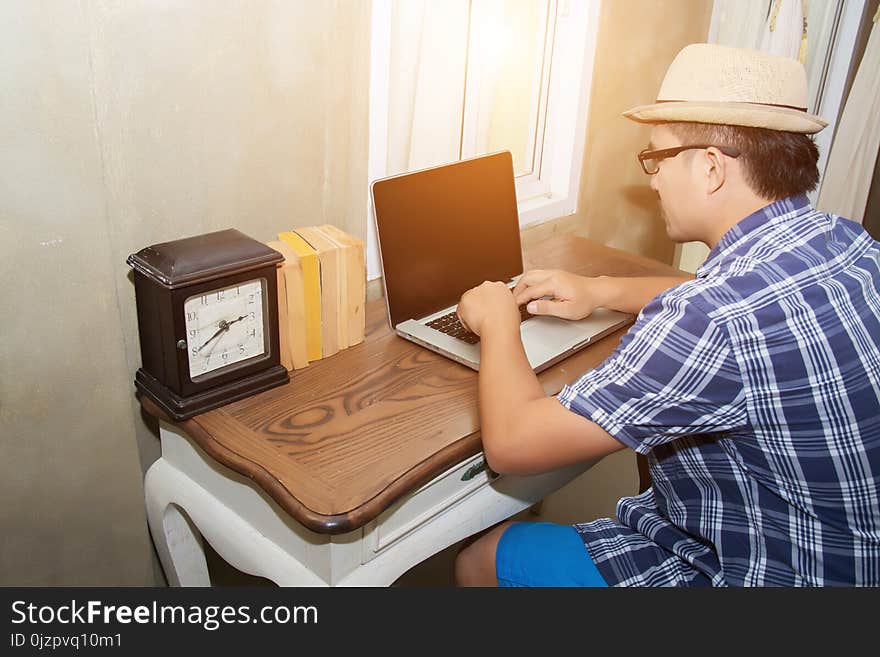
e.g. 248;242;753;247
144;459;211;586
146;431;333;587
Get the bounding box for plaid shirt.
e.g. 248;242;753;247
557;195;880;586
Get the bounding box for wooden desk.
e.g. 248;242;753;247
142;234;683;586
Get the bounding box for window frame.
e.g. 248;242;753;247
365;0;601;281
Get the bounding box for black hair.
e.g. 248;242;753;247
666;122;820;200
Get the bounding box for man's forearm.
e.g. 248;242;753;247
477;323;544;467
594;275;693;315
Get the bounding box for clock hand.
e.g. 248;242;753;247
224;314;248;328
196;320;229;353
195;315;249;353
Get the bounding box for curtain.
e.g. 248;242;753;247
384;0;545;177
712;0;771;49
760;0;808;62
817;9;880;223
804;0;842;108
386;0;469;176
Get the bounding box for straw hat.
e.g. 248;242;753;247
623;43;827;133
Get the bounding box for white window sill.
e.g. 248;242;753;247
518;193;576;228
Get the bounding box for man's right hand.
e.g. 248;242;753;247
512;269;607;320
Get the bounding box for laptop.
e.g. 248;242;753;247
370;151;632;373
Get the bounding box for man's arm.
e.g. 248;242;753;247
594;275;693;316
477;321;625;476
513;270;693;319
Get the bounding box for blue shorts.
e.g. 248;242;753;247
495;522;608;587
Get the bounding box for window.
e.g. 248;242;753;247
366;0;600;280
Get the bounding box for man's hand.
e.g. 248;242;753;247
456;281;521;337
512;269;607;320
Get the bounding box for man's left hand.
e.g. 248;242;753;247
456;281;521;337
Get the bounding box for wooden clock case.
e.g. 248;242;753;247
127;228;289;420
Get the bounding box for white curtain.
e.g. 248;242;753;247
386;0;469;176
384;0;545;177
817;9;880;224
804;0;842;109
711;0;771;49
760;0;807;62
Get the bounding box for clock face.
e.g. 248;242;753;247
183;279;266;379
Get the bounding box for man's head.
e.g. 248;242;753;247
624;44;827;245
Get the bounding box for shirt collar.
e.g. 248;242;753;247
695;195;812;278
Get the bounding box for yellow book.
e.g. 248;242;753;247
266;240;310;370
319;224;366;347
292;226;342;358
277;231;322;362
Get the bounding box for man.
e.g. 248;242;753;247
453;43;880;586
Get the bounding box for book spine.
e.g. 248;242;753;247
322;225;366;346
266;241;310;370
275;262;293;371
294;228;339;358
278;232;322;362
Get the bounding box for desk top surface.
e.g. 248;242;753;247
143;234;683;534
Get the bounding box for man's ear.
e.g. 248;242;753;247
703;147;726;195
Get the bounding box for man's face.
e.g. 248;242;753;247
645;125;702;243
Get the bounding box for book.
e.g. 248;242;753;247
270;256;293;371
318;224;366;347
312;226;349;350
266;240;310;370
277;231;322;363
291;226;342;358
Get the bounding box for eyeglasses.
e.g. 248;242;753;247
637;144;741;175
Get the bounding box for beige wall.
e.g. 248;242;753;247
571;0;714;264
0;0;370;585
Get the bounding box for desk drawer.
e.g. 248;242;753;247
363;453;498;560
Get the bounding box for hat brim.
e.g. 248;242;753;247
623;100;827;134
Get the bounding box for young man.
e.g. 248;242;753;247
454;43;880;586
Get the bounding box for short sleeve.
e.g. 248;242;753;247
557;290;747;454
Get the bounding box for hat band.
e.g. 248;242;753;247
655;99;808;112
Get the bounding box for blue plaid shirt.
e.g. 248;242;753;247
557;195;880;586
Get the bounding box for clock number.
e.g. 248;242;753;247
189;329;197;338
191;347;198;357
249;328;256;338
201;295;208;306
221;350;228;361
239;344;245;354
249;312;255;321
186;311;197;321
217;291;225;301
248;293;255;304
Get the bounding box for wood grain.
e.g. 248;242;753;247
143;235;684;534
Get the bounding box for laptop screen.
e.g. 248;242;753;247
372;151;524;327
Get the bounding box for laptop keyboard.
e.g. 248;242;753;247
425;305;536;344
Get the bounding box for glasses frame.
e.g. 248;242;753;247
638;144;741;175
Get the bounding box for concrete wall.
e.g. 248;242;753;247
0;0;370;585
